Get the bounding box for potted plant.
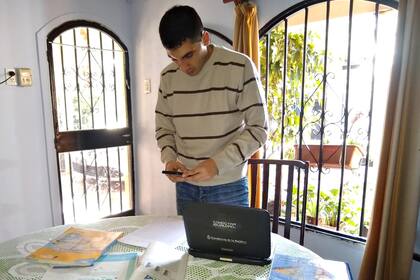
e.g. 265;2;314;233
294;144;364;169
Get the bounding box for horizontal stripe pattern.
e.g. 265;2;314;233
178;152;210;161
213;61;245;67
233;143;245;161
246;129;262;146
161;145;176;153
161;61;245;78
155;110;172;117
156;133;172;141
162;76;257;99
155;45;268;186
172;109;240;118
163;86;242;99
180;125;243;140
157;108;265;118
161;68;178;76
244;77;256;86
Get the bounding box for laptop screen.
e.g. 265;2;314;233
183;203;271;265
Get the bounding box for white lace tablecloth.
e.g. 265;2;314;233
0;215;320;280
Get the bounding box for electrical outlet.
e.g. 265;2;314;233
4;68;17;86
16;68;32;87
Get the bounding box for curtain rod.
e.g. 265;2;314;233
223;0;249;4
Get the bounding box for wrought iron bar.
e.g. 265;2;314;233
336;0;354;231
100;32;107;126
297;7;309;221
106;148;112;213
81;151;88;213
73;29;82;130
281;19;288;160
316;0;331;226
112;41;119;122
98;31;106;212
86;28;95;129
94;150;100;211
118;147;123;211
263;33;270;159
59;36;69;131
68;153;76;223
359;1;380;237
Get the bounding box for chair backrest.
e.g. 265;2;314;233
248;159;309;245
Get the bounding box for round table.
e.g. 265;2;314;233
0;216;320;280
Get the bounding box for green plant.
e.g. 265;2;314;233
291;183;362;234
259;28;325;159
320;188;339;227
292;184;322;225
318;184;362;234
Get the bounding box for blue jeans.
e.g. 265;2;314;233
175;177;249;215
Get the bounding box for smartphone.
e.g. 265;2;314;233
162;170;183;176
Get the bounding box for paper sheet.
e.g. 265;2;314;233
41;253;138;280
129;241;188;280
118;218;186;248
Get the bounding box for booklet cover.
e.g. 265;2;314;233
27;227;123;267
41;252;138;280
268;253;352;280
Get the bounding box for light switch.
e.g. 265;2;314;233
144;79;151;94
16;68;32;87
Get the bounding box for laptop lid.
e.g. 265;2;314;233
183;203;271;265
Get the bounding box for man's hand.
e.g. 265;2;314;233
182;159;218;182
165;161;188;183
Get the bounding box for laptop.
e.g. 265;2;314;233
183;202;272;266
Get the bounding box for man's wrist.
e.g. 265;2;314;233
165;160;176;169
209;158;219;175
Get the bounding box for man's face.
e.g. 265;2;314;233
166;37;209;76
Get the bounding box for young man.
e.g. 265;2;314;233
155;5;268;214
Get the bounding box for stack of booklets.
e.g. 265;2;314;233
268;253;353;280
41;252;138;280
27;227;123;267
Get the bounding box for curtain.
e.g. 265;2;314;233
233;1;262;207
233;1;259;67
359;0;420;279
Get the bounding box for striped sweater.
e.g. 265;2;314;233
155;45;268;186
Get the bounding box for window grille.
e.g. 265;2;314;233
47;21;135;224
259;0;398;240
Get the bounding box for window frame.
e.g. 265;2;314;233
259;0;399;242
46;20;135;223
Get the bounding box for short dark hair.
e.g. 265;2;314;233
159;5;203;49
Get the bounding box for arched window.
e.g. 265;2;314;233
259;0;398;239
47;21;134;224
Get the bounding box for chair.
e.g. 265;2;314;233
248;159;309;245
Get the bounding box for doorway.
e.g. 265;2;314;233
47;20;135;224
